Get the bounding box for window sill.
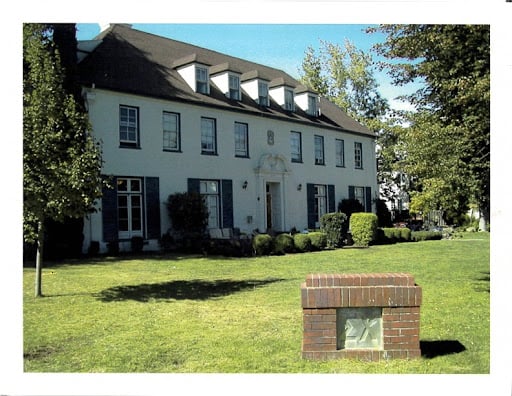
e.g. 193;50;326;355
201;152;218;156
235;155;250;159
119;144;141;149
163;149;182;153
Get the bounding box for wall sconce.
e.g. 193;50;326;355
242;180;248;190
297;184;302;191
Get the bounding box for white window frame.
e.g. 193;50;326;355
228;74;241;100
314;184;327;227
290;131;302;163
196;66;209;94
234;122;249;157
163;111;180;151
200;180;220;229
119;105;139;147
201;117;217;155
314;135;325;165
354;142;363;169
284;88;295;111
117;177;143;239
258;81;269;106
336;139;345;167
354;186;365;209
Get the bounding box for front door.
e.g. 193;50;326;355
265;182;283;231
266;184;273;229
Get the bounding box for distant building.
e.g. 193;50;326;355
77;24;378;253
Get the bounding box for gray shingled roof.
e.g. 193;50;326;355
77;24;373;137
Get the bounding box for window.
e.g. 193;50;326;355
229;74;241;100
290;131;302;163
284;88;294;111
308;95;318;116
354;186;365;208
314;135;325;165
119;105;139;147
196;66;209;94
117;178;143;239
234;122;249;157
336;139;345;167
201;117;217;155
200;180;220;229
163;112;180;151
258;81;269;106
354;142;363;169
314;185;327;227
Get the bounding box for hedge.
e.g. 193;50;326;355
350;212;378;247
308;232;327;251
320;212;347;248
294;234;312;252
252;234;273;255
273;233;295;255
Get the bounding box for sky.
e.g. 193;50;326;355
76;23;415;111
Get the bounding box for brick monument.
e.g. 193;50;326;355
301;273;422;361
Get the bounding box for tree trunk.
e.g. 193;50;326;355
35;220;44;297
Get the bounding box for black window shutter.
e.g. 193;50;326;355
221;179;233;228
348;185;355;200
145;177;161;239
328;184;335;213
365;186;372;212
102;176;118;242
306;183;316;229
187;178;201;193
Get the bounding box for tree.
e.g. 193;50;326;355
23;24;104;296
299;39;404;208
370;25;490;228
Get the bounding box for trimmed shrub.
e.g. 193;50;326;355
294;233;312;253
309;232;327;251
320;212;347;248
273;233;295;255
411;231;443;242
252;234;273;256
399;227;411;242
350;212;378;247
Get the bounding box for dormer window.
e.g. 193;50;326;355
196;66;209;94
308;95;318;116
258;81;269;106
284;88;295;111
228;74;241;100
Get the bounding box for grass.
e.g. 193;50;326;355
23;232;490;373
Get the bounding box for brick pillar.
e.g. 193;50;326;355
301;273;422;361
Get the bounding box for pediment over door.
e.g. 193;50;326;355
255;153;291;174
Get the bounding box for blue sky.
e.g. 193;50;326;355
76;23;415;111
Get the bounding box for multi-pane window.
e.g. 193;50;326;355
229;74;241;100
336;139;345;167
162;111;180;151
119;105;139;147
354;186;365;209
308;95;318;116
314;184;327;227
354;142;363;169
117;178;143;239
196;66;209;94
200;180;219;229
201;117;217;155
258;81;269;106
284;88;295;111
290;131;302;163
314;135;325;165
234;122;249;157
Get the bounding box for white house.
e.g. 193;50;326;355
77;24;378;253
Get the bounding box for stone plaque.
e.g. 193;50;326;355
337;307;383;350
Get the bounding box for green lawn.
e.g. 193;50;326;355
23;232;490;373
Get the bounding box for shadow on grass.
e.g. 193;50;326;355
475;271;490;293
420;340;466;359
96;278;285;302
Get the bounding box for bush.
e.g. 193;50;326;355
252;234;273;256
411;231;443;242
309;232;327;251
399;227;411;242
166;192;208;234
350;212;378;247
293;233;312;252
273;233;295;255
338;199;365;234
320;212;347;248
131;236;144;253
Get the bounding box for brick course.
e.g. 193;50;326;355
301;273;422;361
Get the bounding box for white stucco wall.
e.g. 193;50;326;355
82;88;377;252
